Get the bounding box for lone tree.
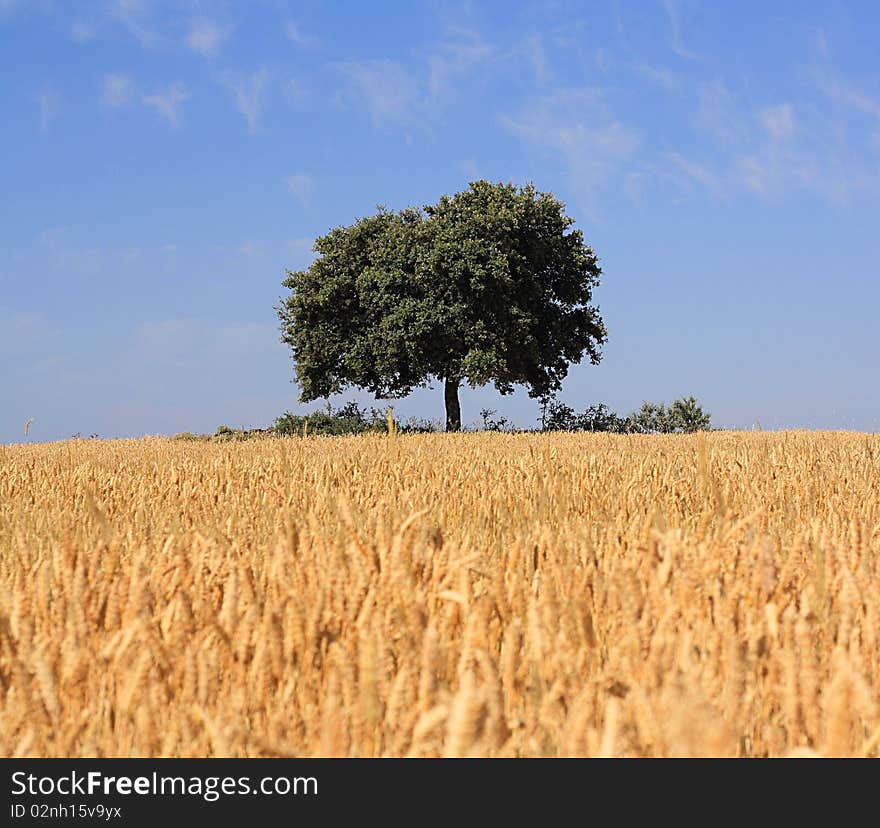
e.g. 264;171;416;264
277;180;607;431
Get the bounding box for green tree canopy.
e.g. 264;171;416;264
277;180;607;430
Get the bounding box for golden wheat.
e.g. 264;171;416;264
0;431;878;757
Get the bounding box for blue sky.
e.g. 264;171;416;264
2;1;879;442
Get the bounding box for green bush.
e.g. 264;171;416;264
628;397;712;434
543;402;630;432
398;416;440;434
271;396;712;438
213;425;248;442
541;397;712;434
274;402;388;437
479;409;511;432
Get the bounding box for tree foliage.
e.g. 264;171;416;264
277;181;606;430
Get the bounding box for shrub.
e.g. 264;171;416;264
628;402;676;434
274;401;388;437
398;417;441;434
479;409;511;432
628;397;712;434
214;425;248;442
542;397;712;434
543;401;629;433
668;396;712;433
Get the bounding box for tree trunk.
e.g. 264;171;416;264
444;378;461;432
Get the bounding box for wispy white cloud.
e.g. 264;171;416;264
759;103;797;142
427;28;495;98
727;72;880;203
107;0;157;47
334;25;502;128
632;63;679;92
0;309;50;340
286;173;313;204
594;48;611;73
814;27;829;58
45;245;142;274
69;2;158;45
687;79;876;205
623;152;724;205
622;170;651;205
36;88;60;132
34;235;176;279
101;73;133;107
284;21;317;47
459;158;481;180
186;18;231;58
285;78;308;106
816;72;880;119
662;0;698;59
504;63;876;210
134;318;279;363
47;247;104;274
735;155;775;198
735;138;861;205
0;308;60;354
335;59;423;125
35;226;70;248
70;20;97;42
520;33;548;81
664;151;722;195
694;79;749;145
223;69;270;134
142;82;189;126
502;89;639;210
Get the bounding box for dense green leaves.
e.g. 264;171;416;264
629;397;713;434
542;401;630;433
277;181;607;428
540;396;713;433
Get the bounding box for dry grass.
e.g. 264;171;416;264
1;431;878;757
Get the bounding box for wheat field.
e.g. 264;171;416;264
1;431;878;757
